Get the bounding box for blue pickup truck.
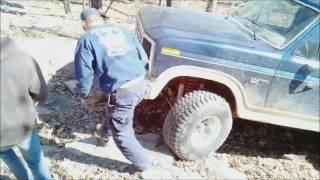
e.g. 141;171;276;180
136;0;319;160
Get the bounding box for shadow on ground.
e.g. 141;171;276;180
52;146;131;172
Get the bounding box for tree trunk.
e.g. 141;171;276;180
212;0;218;12
166;0;172;7
206;0;218;12
63;0;71;14
90;0;103;10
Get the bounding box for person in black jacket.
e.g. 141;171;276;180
0;18;52;180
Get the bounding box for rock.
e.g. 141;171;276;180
213;166;247;180
54;138;65;147
64;80;78;94
79;136;98;146
283;154;296;160
46;94;75;113
140;166;202;180
72;132;92;140
59;160;83;179
52;172;60;180
57;127;65;135
84;120;96;130
205;158;247;180
96;123;102;130
35;116;44;124
259;139;268;147
283;154;306;161
42;145;59;155
118;164;128;172
167;166;202;179
140;168;174;179
205;157;230;169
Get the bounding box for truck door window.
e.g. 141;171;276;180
293;29;319;68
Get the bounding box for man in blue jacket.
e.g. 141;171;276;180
74;8;151;171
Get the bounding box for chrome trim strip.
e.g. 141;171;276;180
162;52;320;85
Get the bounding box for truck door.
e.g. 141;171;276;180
265;26;319;117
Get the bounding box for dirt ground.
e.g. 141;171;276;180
0;0;319;179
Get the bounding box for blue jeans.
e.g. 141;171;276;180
0;129;52;180
107;80;151;170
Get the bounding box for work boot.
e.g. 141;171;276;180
95;123;112;146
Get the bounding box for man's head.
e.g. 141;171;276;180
80;8;104;31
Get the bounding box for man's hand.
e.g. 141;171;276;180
81;97;96;112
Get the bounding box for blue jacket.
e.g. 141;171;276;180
74;24;148;97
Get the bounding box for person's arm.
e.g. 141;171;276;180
74;37;95;98
132;31;148;67
29;58;48;105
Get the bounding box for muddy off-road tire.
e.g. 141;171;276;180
163;91;232;160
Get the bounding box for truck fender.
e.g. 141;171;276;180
145;65;248;115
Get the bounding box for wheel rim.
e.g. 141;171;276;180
190;116;222;149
